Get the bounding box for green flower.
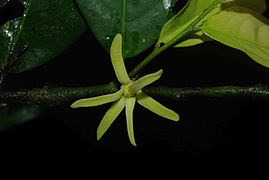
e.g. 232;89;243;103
71;34;179;146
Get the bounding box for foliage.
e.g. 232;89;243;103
201;6;269;67
0;104;43;131
1;0;267;72
0;0;86;73
158;0;269;68
76;0;177;58
0;0;269;145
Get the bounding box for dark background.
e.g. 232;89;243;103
0;1;269;158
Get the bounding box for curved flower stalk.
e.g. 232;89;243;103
71;34;179;146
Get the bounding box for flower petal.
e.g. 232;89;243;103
129;69;163;93
97;97;125;140
125;97;137;146
110;33;131;85
71;89;123;108
137;91;179;121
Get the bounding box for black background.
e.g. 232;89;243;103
1;0;269;158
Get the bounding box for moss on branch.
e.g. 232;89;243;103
0;82;118;106
1;83;269;106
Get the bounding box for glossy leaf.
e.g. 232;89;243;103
174;0;267;47
0;104;44;131
0;0;8;7
158;0;267;48
0;0;31;71
0;0;86;73
0;0;25;28
174;31;213;48
221;0;267;14
76;0;177;58
201;6;269;67
157;0;216;46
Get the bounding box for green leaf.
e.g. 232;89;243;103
0;0;8;7
201;6;269;67
76;0;176;58
221;0;267;14
173;31;213;48
0;0;31;71
158;0;267;48
0;104;44;131
157;0;216;46
0;0;86;73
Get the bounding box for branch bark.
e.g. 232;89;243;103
128;0;223;78
0;82;118;106
1;82;269;106
143;85;269;101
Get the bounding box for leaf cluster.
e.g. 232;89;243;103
0;0;269;135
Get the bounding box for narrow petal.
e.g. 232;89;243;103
97;97;125;140
125;97;137;146
137;91;179;121
129;69;163;93
110;33;131;85
71;89;123;108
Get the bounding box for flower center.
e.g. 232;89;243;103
122;84;136;98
